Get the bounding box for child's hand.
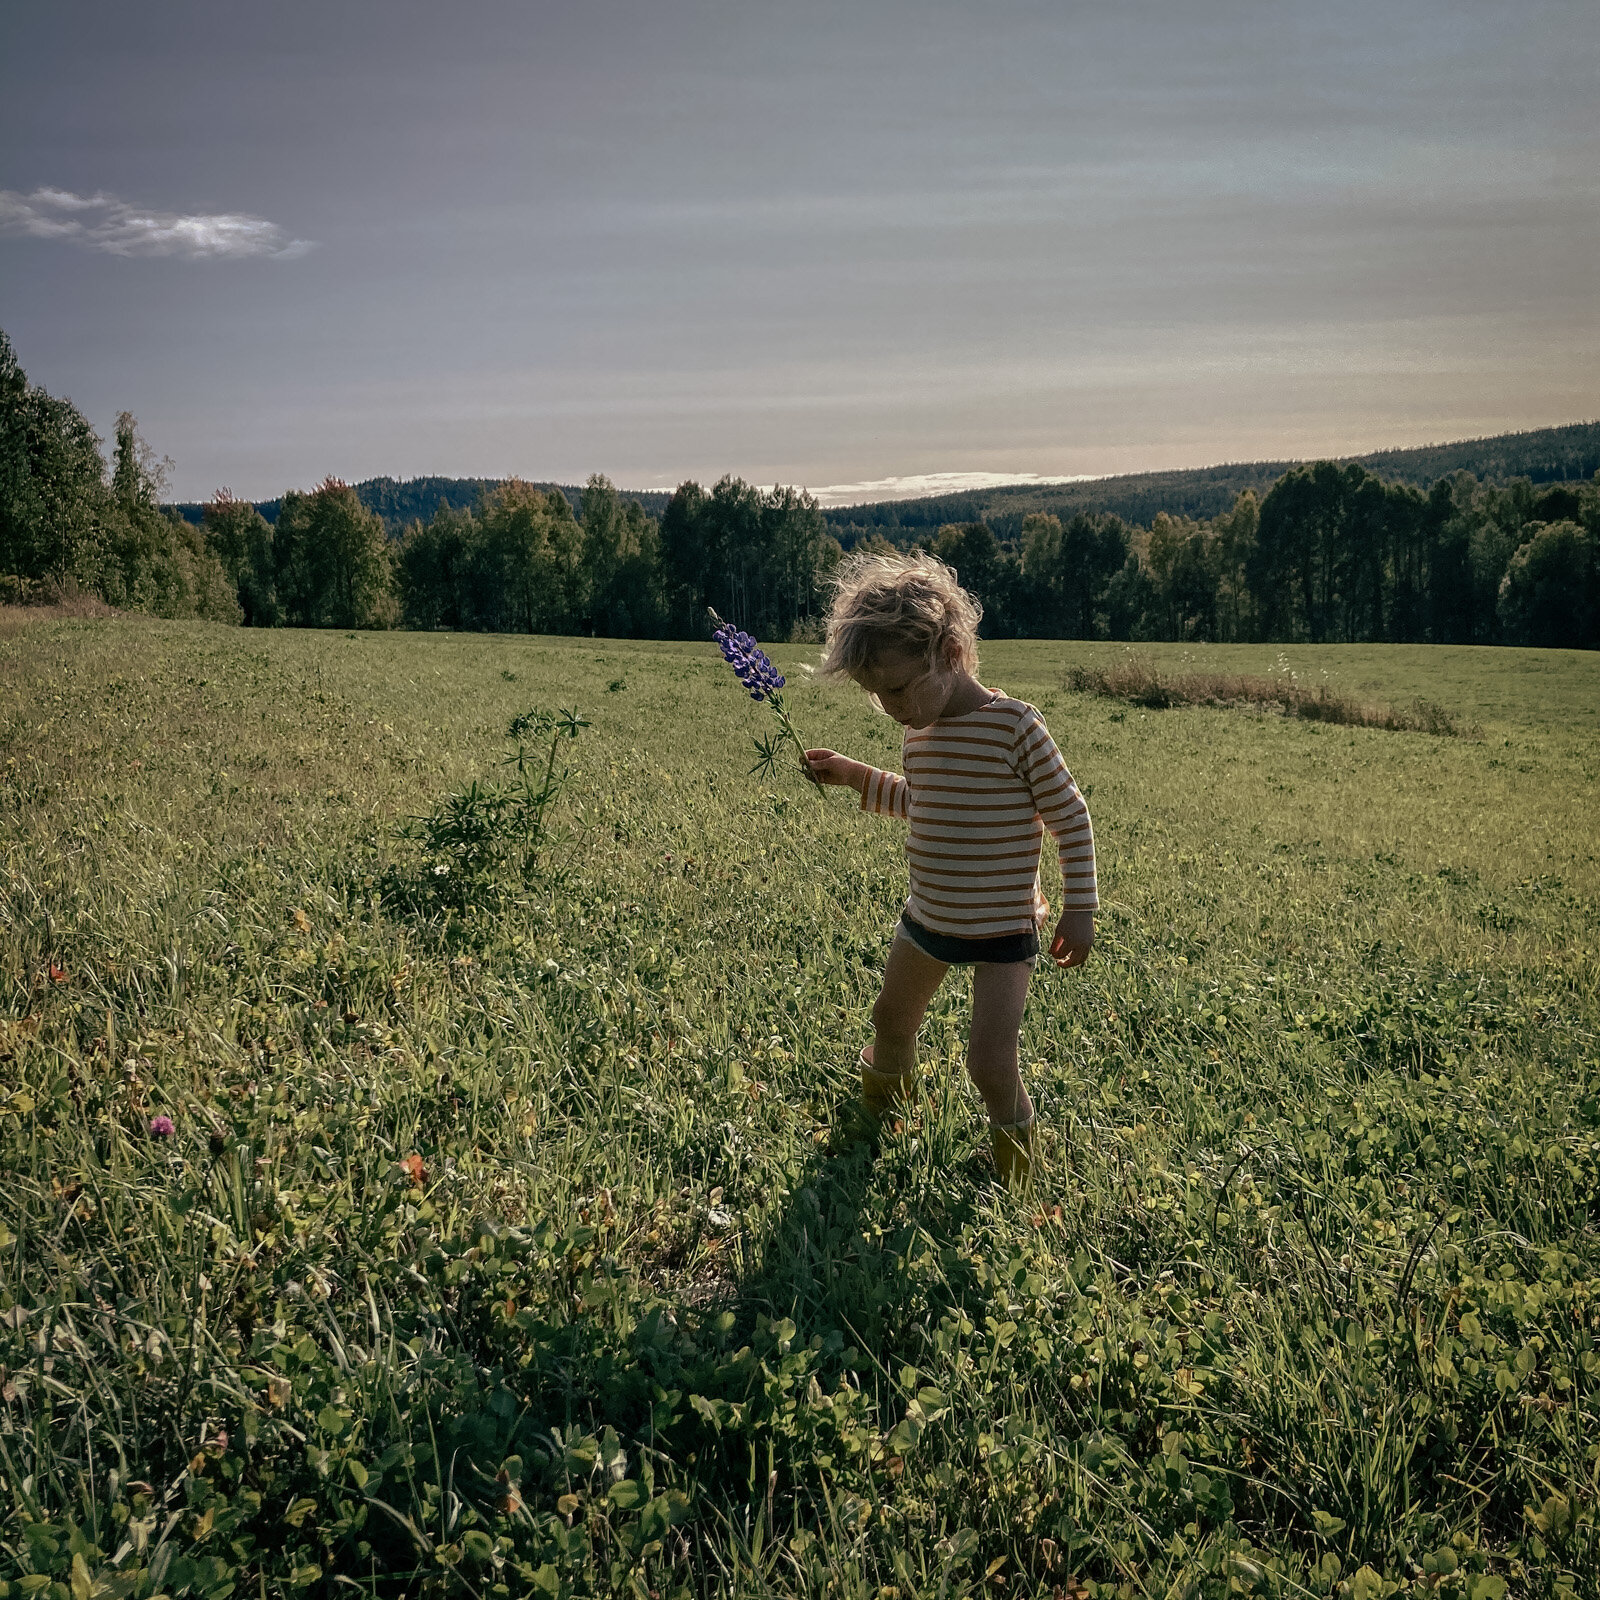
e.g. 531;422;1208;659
1049;908;1095;968
804;749;865;790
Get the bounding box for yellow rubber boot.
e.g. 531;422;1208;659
859;1044;916;1123
991;1119;1036;1190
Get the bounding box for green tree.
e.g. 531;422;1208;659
1059;512;1129;639
1145;513;1217;640
275;478;396;628
1211;489;1259;642
1019;513;1066;634
1253;461;1350;641
479;480;584;634
1019;511;1128;639
1104;552;1155;640
105;413;238;620
1497;521;1596;647
659;480;710;635
762;485;831;639
1423;473;1478;643
580;475;665;637
934;521;1024;634
203;490;278;625
0;329;115;593
397;504;484;631
655;476;828;640
700;476;768;630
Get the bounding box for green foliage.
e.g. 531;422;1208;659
274;479;396;630
103;414;239;623
1497;522;1597;649
0;329;113;592
11;323;1592;647
202;493;278;627
660;476;836;642
0;338;236;622
0;625;1595;1596
824;420;1600;537
393;707;590;910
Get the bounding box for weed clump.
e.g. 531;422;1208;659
387;705;589;911
1065;653;1479;735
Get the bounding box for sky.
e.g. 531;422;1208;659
1;0;1596;504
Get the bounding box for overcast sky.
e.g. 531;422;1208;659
2;0;1595;502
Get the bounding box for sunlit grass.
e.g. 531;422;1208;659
1;617;1596;1598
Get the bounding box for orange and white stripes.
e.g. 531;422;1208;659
859;692;1097;938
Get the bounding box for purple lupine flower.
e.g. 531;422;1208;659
714;626;786;703
149;1115;175;1138
710;609;818;793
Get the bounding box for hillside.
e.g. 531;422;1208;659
169;475;675;529
825;419;1600;538
166;419;1600;535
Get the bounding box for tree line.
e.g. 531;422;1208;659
3;329;1596;647
926;463;1599;649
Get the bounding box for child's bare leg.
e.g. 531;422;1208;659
967;960;1035;1126
870;930;948;1082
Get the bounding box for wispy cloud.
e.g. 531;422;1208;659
798;471;1099;508
0;186;315;260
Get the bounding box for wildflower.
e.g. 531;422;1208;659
400;1152;427;1187
149;1115;175;1138
708;610;819;792
712;625;786;702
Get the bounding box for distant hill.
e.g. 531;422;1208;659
822;420;1600;539
168;420;1599;535
169;476;676;530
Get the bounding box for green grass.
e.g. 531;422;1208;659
1;620;1597;1600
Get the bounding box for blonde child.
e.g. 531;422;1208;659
804;550;1097;1186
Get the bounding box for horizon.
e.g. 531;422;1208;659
160;417;1598;514
4;1;1596;502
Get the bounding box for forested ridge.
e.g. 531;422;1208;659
164;422;1600;539
4;329;1597;647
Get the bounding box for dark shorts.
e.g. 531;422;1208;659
897;912;1040;967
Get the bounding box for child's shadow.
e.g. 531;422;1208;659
729;1090;990;1360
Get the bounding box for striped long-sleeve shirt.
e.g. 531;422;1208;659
858;691;1097;938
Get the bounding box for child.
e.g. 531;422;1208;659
804;550;1097;1187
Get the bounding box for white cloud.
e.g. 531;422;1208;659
0;187;315;260
797;471;1100;509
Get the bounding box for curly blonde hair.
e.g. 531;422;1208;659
818;549;982;681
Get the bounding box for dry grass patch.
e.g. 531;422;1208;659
0;574;122;624
1064;652;1478;735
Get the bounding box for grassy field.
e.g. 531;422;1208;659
1;616;1597;1600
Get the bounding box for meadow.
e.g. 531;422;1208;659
1;615;1597;1600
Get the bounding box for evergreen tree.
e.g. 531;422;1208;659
659;480;710;635
1104;553;1155;640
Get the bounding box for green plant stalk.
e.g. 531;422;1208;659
763;692;823;795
